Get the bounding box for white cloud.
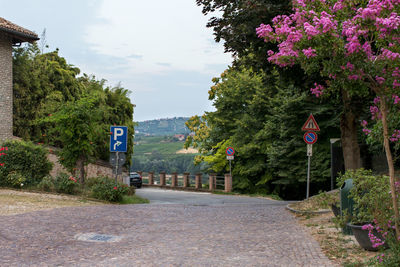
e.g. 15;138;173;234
84;0;231;75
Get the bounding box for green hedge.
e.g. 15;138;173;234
0;140;53;186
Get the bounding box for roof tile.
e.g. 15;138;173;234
0;17;39;41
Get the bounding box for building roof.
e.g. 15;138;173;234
0;17;39;43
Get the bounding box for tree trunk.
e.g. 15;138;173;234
76;156;85;184
341;91;361;170
380;99;400;239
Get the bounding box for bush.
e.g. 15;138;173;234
54;172;78;194
337;169;392;224
85;176;104;188
90;176;129;202
4;171;26;188
0;140;53;186
37;175;54;192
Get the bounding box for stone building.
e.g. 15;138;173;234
0;17;38;141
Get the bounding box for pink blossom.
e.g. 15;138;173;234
392;68;400;77
375;76;385;84
342;21;358;37
381;48;400;60
370;105;382;120
313;11;337;33
302;47;317;58
363;128;372;135
293;0;307;8
332;1;344;12
348;74;359;80
346;62;354;71
304;22;320;38
345;36;362;54
256;24;274;38
359;7;381;20
361;120;368;127
376;12;400;31
390;129;400;142
362;42;373;58
310;83;325;97
393;80;400;87
392;95;400;104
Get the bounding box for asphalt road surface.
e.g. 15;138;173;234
135;187;287;206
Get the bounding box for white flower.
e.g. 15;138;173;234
20;183;24;187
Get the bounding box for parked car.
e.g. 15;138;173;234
129;172;142;188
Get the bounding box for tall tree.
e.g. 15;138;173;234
186;67;341;198
13;44;82;140
196;0;292;70
256;0;400;237
41;97;101;183
13;45;135;171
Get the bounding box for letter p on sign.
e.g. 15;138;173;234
114;128;124;140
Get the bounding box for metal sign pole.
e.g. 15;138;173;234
229;159;232;180
115;152;119;183
307;154;311;199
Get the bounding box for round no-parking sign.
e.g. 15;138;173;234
226;147;235;156
303;131;318;145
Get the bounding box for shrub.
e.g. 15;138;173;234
0;140;52;186
37;175;54;192
4;171;26;188
85;176;104;188
54;172;78;194
90;176;129;202
337;169;392;224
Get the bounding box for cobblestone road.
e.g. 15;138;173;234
0;196;336;266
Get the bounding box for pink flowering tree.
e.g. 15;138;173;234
257;0;400;238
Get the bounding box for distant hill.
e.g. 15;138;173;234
135;117;191;136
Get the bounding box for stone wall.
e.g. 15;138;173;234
47;151;128;183
0;32;13;141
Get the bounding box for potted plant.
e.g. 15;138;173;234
337;169;393;251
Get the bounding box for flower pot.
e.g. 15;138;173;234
347;223;387;251
331;203;340;217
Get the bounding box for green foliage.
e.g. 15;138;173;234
13;44;82;141
186;67;341;199
41;96;101;182
4;171;26;188
37;175;54;192
337;169;394;224
54;172;79;194
89;176;129;202
0;140;52;186
13;45;135;180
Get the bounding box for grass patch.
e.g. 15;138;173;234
119;195;149;204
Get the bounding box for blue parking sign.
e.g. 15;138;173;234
110;126;128;152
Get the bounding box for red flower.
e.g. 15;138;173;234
113;186;118;190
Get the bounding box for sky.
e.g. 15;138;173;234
0;0;232;121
